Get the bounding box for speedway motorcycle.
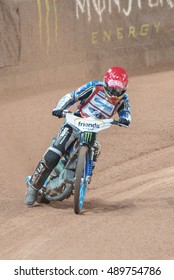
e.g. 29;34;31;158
26;111;125;214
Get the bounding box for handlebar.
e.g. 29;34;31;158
110;119;127;127
110;119;119;125
61;110;127;128
62;110;72;118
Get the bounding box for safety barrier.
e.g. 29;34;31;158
0;0;174;92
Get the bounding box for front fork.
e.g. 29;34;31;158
86;147;95;183
80;131;96;183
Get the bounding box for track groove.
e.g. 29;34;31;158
0;71;174;260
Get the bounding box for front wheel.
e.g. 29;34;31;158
74;145;89;214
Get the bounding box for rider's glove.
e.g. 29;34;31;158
118;117;130;126
52;109;63;118
118;110;131;126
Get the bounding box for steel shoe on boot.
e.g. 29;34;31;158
25;177;38;206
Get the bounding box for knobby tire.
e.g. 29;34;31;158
74;145;88;214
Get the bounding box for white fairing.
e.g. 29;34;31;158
66;113;113;133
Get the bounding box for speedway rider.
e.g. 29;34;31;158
25;66;131;206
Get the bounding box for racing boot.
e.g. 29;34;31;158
25;158;54;206
25;178;38;206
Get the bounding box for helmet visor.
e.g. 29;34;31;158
105;86;126;97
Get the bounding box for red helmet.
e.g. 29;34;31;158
104;66;128;101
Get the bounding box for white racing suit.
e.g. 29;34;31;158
28;80;131;192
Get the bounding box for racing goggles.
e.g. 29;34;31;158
105;85;126;97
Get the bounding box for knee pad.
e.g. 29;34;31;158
52;124;73;154
44;149;61;170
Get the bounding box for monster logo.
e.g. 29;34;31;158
84;132;92;142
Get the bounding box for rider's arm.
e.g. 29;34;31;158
117;93;131;125
52;92;75;112
52;81;102;112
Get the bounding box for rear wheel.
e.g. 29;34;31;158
74;145;88;214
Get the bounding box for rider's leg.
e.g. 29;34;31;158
25;124;75;205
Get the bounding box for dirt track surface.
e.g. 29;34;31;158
0;70;174;260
